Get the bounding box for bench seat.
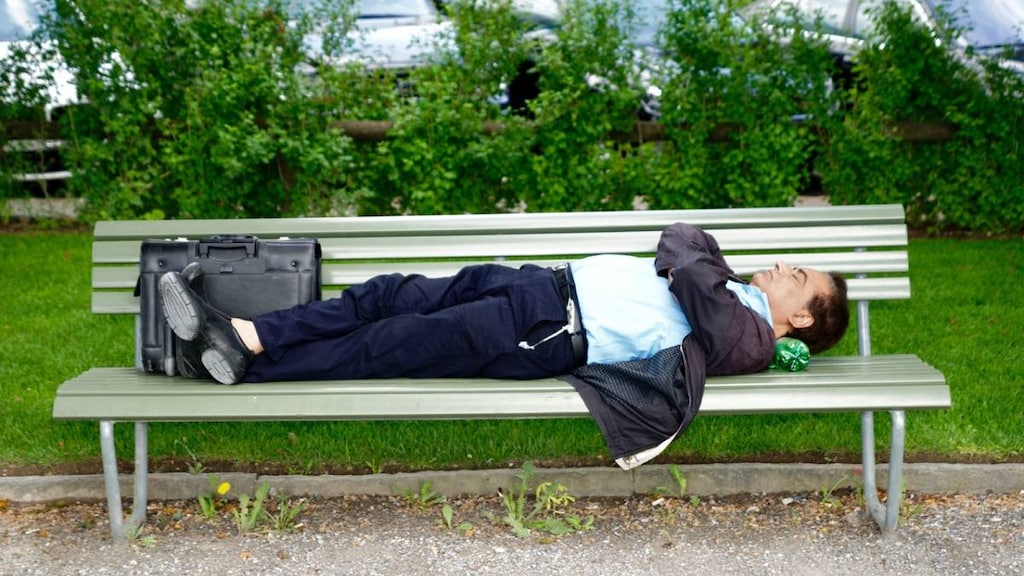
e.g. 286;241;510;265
55;356;947;421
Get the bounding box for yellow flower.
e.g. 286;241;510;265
217;482;231;496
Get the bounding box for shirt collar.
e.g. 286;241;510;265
726;280;773;326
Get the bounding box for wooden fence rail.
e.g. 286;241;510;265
3;118;956;145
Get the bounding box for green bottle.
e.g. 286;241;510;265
770;337;810;372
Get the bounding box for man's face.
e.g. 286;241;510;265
750;262;833;330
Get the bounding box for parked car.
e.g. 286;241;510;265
743;0;1024;89
494;0;838;125
494;0;699;119
924;0;1024;76
292;0;454;72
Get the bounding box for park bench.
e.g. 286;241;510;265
53;203;949;539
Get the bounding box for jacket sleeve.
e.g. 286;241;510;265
655;223;776;375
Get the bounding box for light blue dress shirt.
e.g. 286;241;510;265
570;255;772;364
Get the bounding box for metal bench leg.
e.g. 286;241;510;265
99;421;150;540
861;410;906;536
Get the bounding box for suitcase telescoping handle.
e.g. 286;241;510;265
199;235;259;259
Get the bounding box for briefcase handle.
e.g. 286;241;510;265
199;235;259;259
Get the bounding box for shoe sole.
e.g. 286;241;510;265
159;272;203;341
202;348;243;385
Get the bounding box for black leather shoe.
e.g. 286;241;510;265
160;270;205;342
176;341;209;380
180;261;204;289
175;263;211;380
159;271;254;384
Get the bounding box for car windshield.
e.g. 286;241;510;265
356;0;436;18
764;1;1024;50
928;0;1024;51
0;0;40;41
290;0;436;19
611;0;744;46
628;0;669;45
751;0;875;38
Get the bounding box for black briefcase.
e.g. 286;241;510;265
136;235;321;375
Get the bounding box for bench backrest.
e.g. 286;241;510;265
91;204;911;356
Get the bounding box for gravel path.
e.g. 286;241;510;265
2;491;1022;575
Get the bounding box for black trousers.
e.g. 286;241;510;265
243;264;577;382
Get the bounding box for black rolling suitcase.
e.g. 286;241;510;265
136;235;321;376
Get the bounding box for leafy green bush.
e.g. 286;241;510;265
339;0;537;215
521;0;655;211
45;0;355;220
0;0;1020;231
655;0;841;208
823;0;1024;232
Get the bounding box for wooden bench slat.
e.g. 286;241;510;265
314;253;910;282
322;277;911;302
92;225;908;264
92;205;909;240
90;276;911;315
700;384;951;414
52;355;942;395
315;225;909;259
92;251;909;290
91;292;137;314
53;356;947;421
317;271;910;299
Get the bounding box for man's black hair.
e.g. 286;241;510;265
789;272;850;354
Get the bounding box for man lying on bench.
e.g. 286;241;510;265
158;222;849;468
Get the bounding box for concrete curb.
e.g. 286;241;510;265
2;463;1022;504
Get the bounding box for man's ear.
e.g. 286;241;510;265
789;309;815;329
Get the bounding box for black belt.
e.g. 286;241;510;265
552;264;587;367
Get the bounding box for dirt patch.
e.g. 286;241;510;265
2;490;1022;576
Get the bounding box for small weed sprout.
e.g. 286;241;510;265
173;437;205;475
440;504;474;533
222;481;307;533
197;476;231;520
535;481;575;513
565;514;595;532
123;524;157;549
197;495;216;520
654;464;690;500
232;481;271;534
441;504;455;529
899;479;924;524
266;495;307;532
819;476;849;509
404;481;446;509
487;461;594;538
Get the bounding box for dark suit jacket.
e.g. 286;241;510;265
561;223;776;467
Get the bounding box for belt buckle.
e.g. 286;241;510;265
565;297;579;335
553;263;581;334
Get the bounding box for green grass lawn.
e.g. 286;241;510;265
0;229;1020;473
